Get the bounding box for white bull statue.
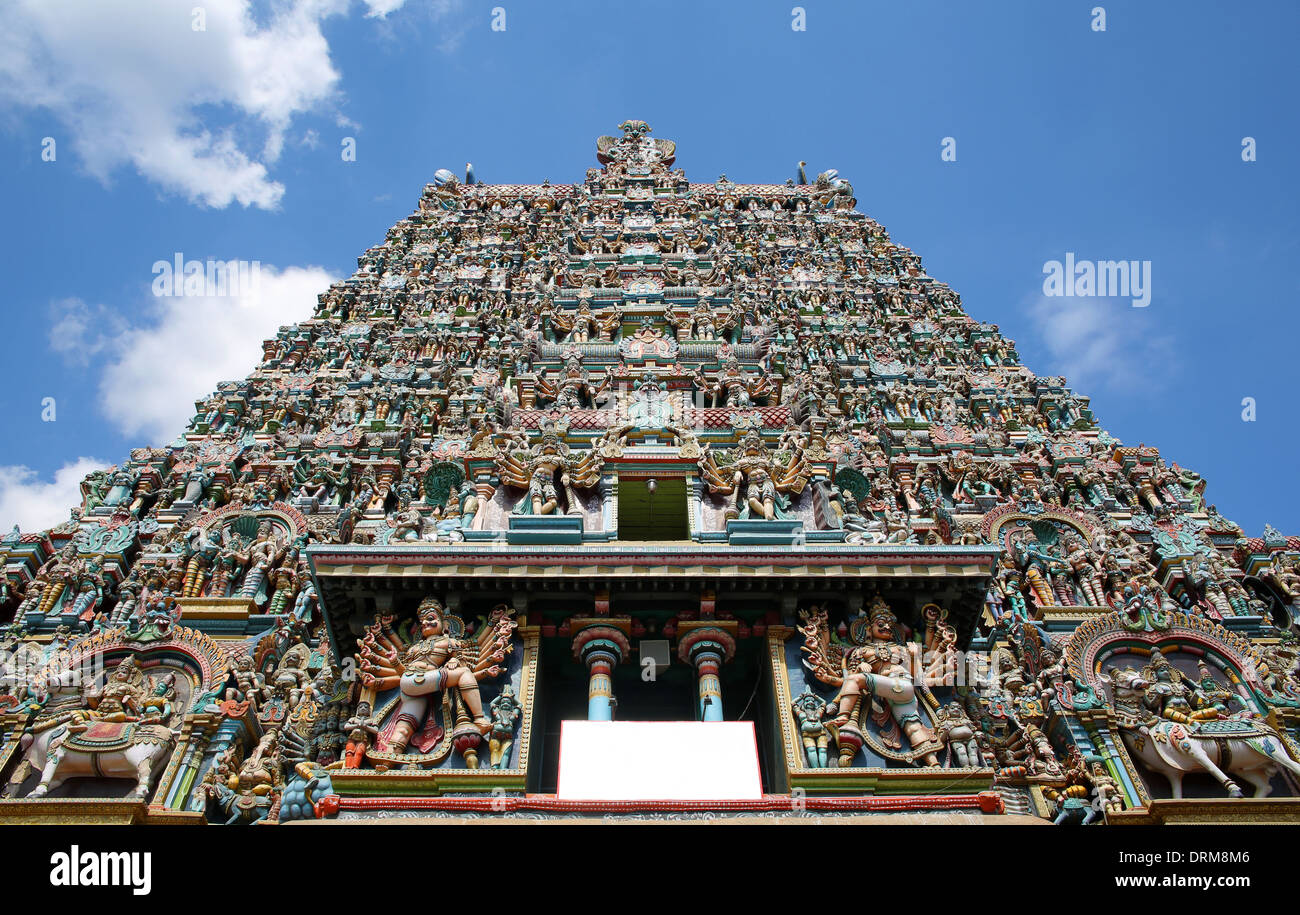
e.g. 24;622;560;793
15;667;179;800
21;719;177;799
1110;667;1300;798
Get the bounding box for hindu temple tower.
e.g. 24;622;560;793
2;121;1299;825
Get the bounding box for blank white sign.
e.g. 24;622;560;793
557;720;763;801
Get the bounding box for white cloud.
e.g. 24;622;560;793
97;264;338;444
364;0;463;21
0;0;355;209
0;458;109;534
48;298;128;367
0;1;471;208
362;0;410;16
1022;292;1175;393
367;0;464;48
38;267;337;514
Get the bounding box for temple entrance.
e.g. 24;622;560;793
617;476;688;541
532;636;776;795
610;657;698;717
556;721;764;801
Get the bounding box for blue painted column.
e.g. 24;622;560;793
692;646;725;722
573;624;629;721
583;647;619;721
678;625;737;722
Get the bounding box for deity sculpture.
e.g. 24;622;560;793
340;701;379;768
487;684;522;768
357;599;516;758
798;600;943;767
496;424;603;517
934;701;984;767
791;687;836;768
697;431;810;522
1107;655;1300;798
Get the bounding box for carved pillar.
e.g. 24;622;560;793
183;716;246;811
585;646;618;721
686;473;703;538
516;373;538;409
0;711;32;796
601;471;619;533
571;621;631;721
162;713;220;810
692;645;725;721
677;621;737;722
151;712;211;813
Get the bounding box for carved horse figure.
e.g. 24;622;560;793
1109;668;1300;798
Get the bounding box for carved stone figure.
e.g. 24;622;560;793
357;599;516;757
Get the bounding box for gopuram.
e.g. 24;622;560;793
3;120;1300;825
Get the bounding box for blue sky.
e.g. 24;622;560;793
0;0;1296;535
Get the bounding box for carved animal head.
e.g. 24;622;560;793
1106;666;1149;697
